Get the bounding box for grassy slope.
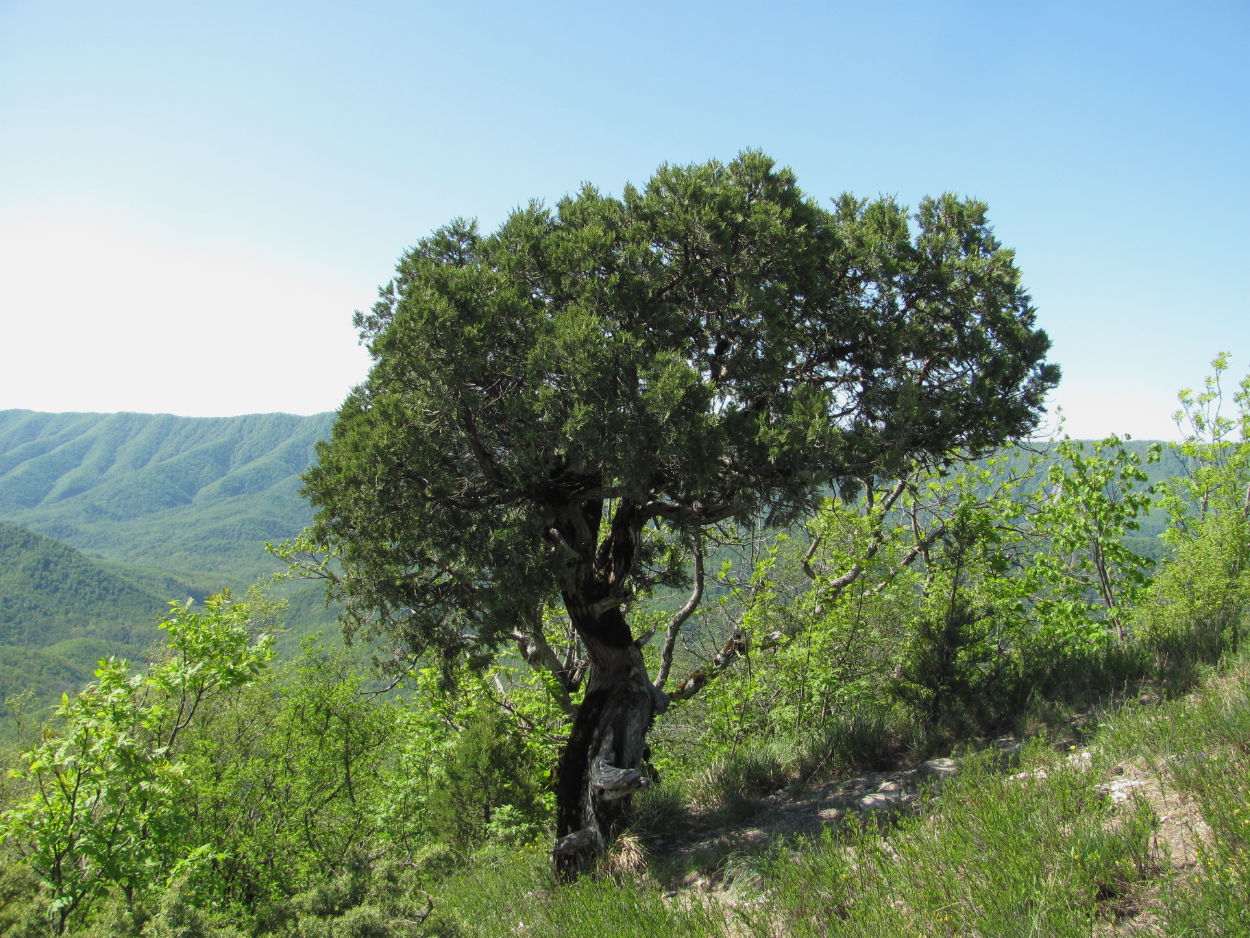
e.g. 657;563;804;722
419;649;1249;937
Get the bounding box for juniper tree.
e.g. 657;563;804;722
300;152;1059;875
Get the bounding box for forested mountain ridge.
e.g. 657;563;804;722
0;410;334;582
0;409;1182;580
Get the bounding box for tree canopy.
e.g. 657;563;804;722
301;151;1059;871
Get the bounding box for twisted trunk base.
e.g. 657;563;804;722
552;636;665;879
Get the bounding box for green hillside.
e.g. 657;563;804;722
0;411;1188;723
0;523;199;733
0;523;176;648
0;410;1181;589
0;410;334;582
0;411;345;735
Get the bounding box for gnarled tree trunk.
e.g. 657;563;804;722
551;608;665;878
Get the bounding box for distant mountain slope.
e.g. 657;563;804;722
0;523;198;737
0;523;174;648
0;410;334;582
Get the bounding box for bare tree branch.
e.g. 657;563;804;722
654;534;705;692
509;628;577;717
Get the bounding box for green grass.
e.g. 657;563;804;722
678;708;893;798
749;750;1159;936
422;845;726;938
3;641;1246;936
1099;660;1250;935
404;648;1250;937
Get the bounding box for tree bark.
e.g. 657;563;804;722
551;607;665;879
545;496;676;877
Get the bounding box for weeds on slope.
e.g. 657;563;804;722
420;650;1248;938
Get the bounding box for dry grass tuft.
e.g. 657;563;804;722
601;832;649;878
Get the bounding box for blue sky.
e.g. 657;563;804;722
1;0;1246;439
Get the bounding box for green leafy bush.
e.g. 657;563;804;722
423;705;546;853
0;594;272;933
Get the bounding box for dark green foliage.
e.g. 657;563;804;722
896;597;997;727
304;152;1057;666
0;370;1247;934
423;706;546;853
2;220;1246;936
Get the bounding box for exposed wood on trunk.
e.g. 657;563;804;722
549;496;667;879
552;627;661;879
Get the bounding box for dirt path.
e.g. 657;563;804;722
638;737;1209;903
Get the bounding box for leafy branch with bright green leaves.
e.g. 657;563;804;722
0;593;273;934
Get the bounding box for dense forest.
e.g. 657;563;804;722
0;154;1246;936
0;523;197;720
0;410;333;583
